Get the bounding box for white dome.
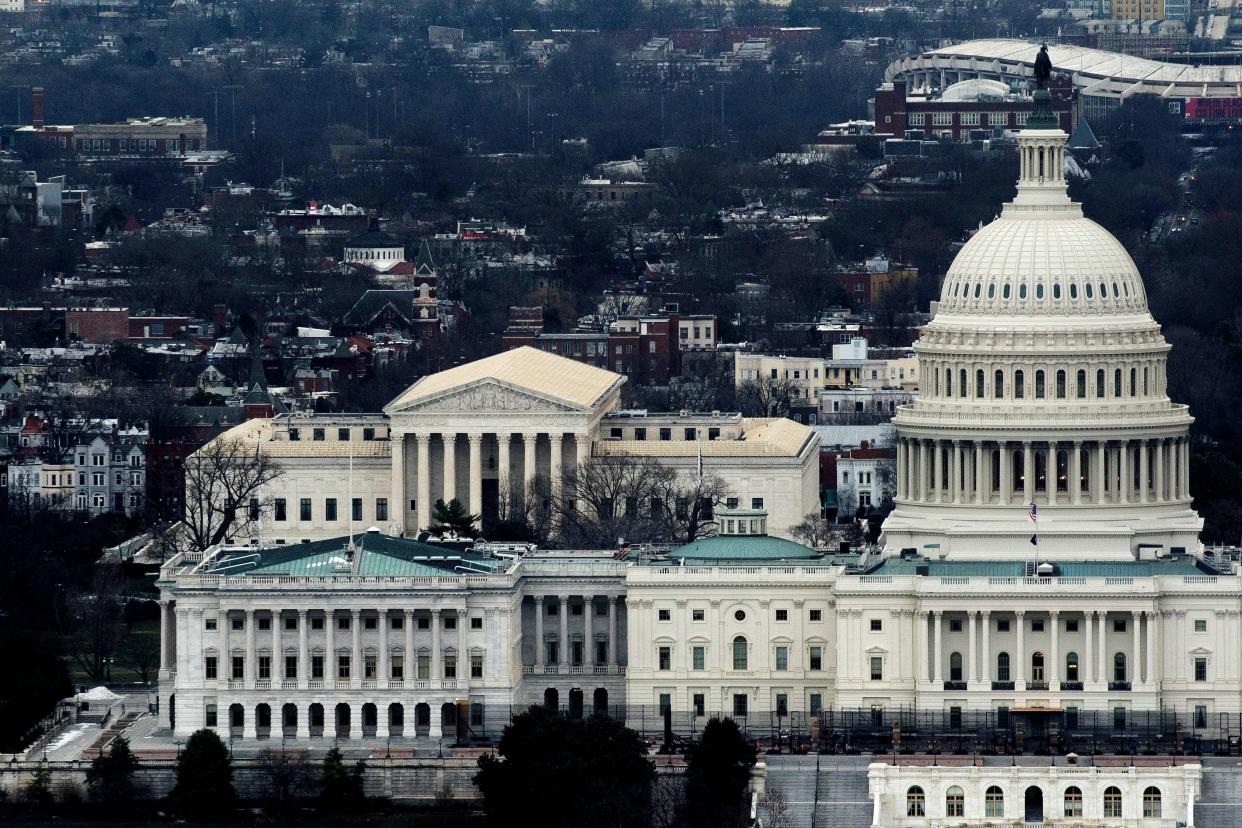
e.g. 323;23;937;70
939;209;1149;317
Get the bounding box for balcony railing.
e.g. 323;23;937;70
1027;680;1048;690
991;681;1015;690
307;679;324;689
1109;681;1132;691
942;681;967;690
388;679;403;689
281;680;298;690
255;680;271;689
361;679;377;689
228;679;245;689
1060;681;1083;691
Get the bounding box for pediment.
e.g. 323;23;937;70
388;379;578;414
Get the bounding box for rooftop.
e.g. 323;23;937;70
204;532;501;578
861;556;1213;578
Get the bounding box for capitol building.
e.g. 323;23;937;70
155;84;1236;824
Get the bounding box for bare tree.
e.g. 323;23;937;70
257;747;311;803
759;784;793;828
651;772;686;828
788;512;834;548
836;480;859;524
181;436;284;553
736;377;798;418
68;563;127;682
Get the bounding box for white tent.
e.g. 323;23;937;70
74;686;121;703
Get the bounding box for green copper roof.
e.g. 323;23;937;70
212;533;491;577
670;534;822;562
864;557;1211;578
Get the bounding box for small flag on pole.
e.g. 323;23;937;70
1029;501;1038;545
1028;502;1038;524
697;442;704;479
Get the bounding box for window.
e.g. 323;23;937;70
205;656;218;679
1064;786;1082;817
313;428;325;441
732;694;748;717
997;652;1010;682
658;693;671;715
274;498;286;521
1114;652;1127;682
775;646;788;671
231;616;244;631
734;609;746;622
325;498;337;521
444;656;457;679
949;706;962;729
338;428;349;441
658;646;671;671
299;498;312;521
732;636;748;670
1113;707;1127;730
870;656;883;681
869;618;882;631
205;617;218;631
1143;786;1162;818
692;609;705;622
1195;704;1208;728
231;656;244;680
906;786;925;817
949;618;962;632
751;497;764;510
1066;619;1078;632
1195;656;1207;682
285;655;297;679
1014;369;1024;398
337;655;351;679
693;693;706;717
1066;652;1079;682
1035;370;1045;398
692;646;705;670
775;693;788;717
1066;707;1078;728
1113;618;1126;633
945;786;964;817
994;369;1003;398
1056;369;1066;398
997;619;1010;632
976;369;984;398
809;646;822;671
1195;618;1207;633
949;651;962;681
1031;619;1044;632
376;498;388;521
810;609;822;622
1096;368;1105;398
775;609;788;622
352;498;363;522
985;786;1004;818
658;609;671;621
1103;786;1122;818
471;616;483;630
312;655;324;679
1076;369;1086;398
471;655;483;678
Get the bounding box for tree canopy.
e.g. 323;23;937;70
87;735;139;803
169;729;236;814
684;717;758;828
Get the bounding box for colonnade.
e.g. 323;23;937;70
895;436;1190;506
391;430;591;532
530;593;623;673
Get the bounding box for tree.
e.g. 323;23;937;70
684;718;757;828
759;784;793;828
87;735;139;803
118;627;160;685
181;436;284;553
319;746;365;809
475;706;653;828
23;765;54;808
429;498;480;537
258;747;311;804
67;562;127;682
736;377;798;417
788;511;833;548
169;729;236;814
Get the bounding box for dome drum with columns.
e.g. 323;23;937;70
881;89;1202;560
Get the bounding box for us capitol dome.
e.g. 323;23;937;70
880;92;1201;560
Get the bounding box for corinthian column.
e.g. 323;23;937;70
468;433;483;517
443;433;457;505
416;433;431;530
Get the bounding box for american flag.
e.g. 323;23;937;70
1029;502;1038;525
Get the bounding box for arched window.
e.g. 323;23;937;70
997;652;1010;682
1069;282;1078;299
1130;367;1137;396
1100;281;1107;298
1114;368;1122;397
946;786;964;817
959;369;967;398
1103;786;1122;818
985;786;1004;818
1035;370;1046;399
1076;369;1086;398
1063;786;1083;817
1003;284;1011;299
1053;283;1062;299
1143;786;1162;818
732;636;748;670
1019;283;1028;299
1086;282;1094;298
1031;651;1045;681
1114;652;1126;682
1096;368;1105;398
1056;370;1066;399
945;368;952;397
1014;369;1024;398
949;651;963;682
1036;283;1045;299
976;370;984;399
906;786;925;817
974;283;981;298
994;370;1004;398
1143;366;1149;396
1065;652;1079;682
987;283;995;299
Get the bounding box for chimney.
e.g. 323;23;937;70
32;87;44;131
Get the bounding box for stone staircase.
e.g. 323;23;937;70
765;754;872;828
1196;760;1242;827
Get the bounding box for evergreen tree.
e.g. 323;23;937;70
429;498;479;536
684;718;757;828
87;735;139;802
23;765;54;809
319;747;365;809
169;729;236;813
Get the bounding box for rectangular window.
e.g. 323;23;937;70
1066;706;1078;729
258;656;271;679
949;618;962;632
313;428;325;441
1031;619;1044;632
364;617;377;630
1066;619;1079;632
809;693;822;715
775;609;788;622
312;617;324;630
417;656;430;680
1113;707;1127;730
444;655;457;679
693;693;705;717
658;609;671;621
810;609;822;622
312;656;324;679
205;656;218;679
775;693;788;717
949;706;962;729
732;694;748;717
376;498;388;521
1113;619;1127;633
471;655;483;678
997;619;1010;632
325;498;337;521
299;498;312;521
390;656;403;680
285;656;297;679
659;428;671;441
231;617;244;631
364;656;377;679
205;704;218;727
658;646;671;671
809;646;822;671
338;428;349;441
274;498;286;521
869;618;882;631
1195;704;1208;729
634;427;646;440
231;656;244;680
363;428;375;441
659;693;672;715
338;655;351;679
205;617;218;631
352;498;363;521
471;616;483;630
1195;657;1208;682
692;609;705;622
1195;619;1207;633
870;656;883;681
751;497;764;509
775;646;788;671
692;646;705;670
284;616;297;630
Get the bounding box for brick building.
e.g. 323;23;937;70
872;76;1075;142
502;307;684;385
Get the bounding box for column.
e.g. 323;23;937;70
1155;438;1165;502
219;608;229;684
1071;441;1082;505
1084;611;1094;685
271;609;280;684
1139;440;1149;503
1181;437;1191;500
1095;441;1106;504
403;609;414;684
897;440;907;501
952;441;962;503
1049;610;1060;688
1132;610;1142;685
497;432;512;508
1119;440;1129;504
915;611;929;683
298;610;308;689
523;433;538;502
415;433;431;530
1022;442;1034;505
429;701;442;742
932;440;942;503
1097;611;1107;685
431;609;442;681
391;432;406;533
981;610;991;683
379;611;390;685
975;441;985;505
999;442;1011;505
919;440;929;501
933;610;944;683
468;432;483;517
350;609;361;686
533;597;544;669
1147;611;1157;689
584;595;594;667
245;609;256;686
443;433;457;505
558;594;570;669
1015;610;1026;689
608;595;619;668
967;610;977;684
158;600;170;676
325;610;336;687
458;607;468;684
549;433;564;503
1044;441;1056;504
